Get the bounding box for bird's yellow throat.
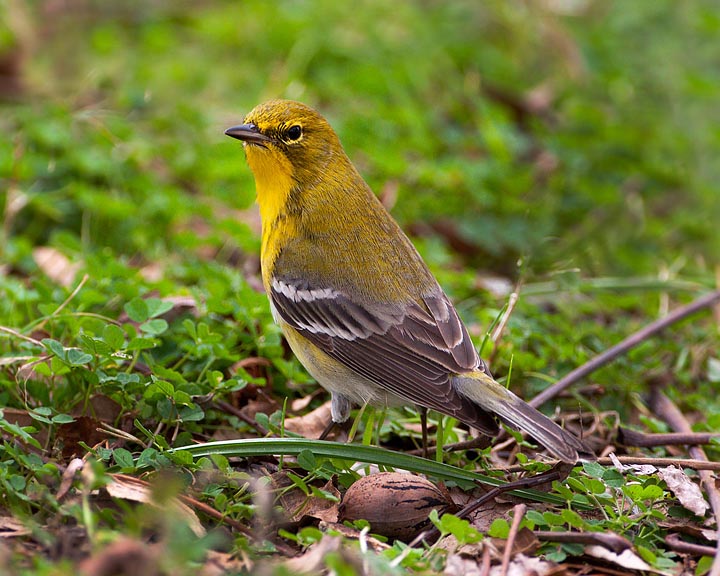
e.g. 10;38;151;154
244;145;298;289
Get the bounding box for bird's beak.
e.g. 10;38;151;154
224;123;272;146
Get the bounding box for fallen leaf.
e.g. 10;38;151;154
277;476;340;524
0;407;34;428
318;521;390;553
284;401;332;439
33;246;81;287
609;452;657;476
282;535;342;573
289;389;324;412
138;263;163;283
701;528;718;542
106;474;205;537
452;487;514;536
437;535;485;559
239;397;279;424
488;553;559;576
57;417;106;459
200;550;251;576
491;527;539;558
584;545;670;575
72;394;123;422
0;516;32;538
445;554;484;576
79;537;161;576
57;458;84;500
658;465;709;517
1;407;49;446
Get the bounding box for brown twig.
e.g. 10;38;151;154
493;455;720;474
406;435;489;456
664;533;716;557
564;562;640;576
212;400;269;436
529;289;720;409
649;389;720;576
177;493;296;556
0;325;44;346
535;530;632;554
500;503;526;576
408;467;568;547
618;427;720;448
597;455;720;472
177;493;253;536
480;544;491;576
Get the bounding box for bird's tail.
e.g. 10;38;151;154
453;371;594;463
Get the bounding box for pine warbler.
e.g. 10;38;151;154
225;99;592;463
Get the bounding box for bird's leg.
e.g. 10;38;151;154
420;407;429;459
318;393;353;440
318;419;337;440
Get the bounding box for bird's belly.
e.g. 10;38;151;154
279;322;405;409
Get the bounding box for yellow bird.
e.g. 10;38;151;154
225;99;592;463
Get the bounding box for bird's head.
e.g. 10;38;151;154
225;99;345;190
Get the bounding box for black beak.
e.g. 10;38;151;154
224;123;272;146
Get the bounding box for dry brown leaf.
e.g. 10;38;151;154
78;537;161;576
584;545;670;575
277;477;340;524
658;518;717;543
436;534;485;558
72;394;123;422
317;521;391;553
57;416;107;459
56;458;85;500
658;465;709;517
475;275;514;298
200;550;252;576
0;407;34;428
487;553;560;576
284;401;332;439
609;451;657;476
153;295;198;322
239;397;279;424
491;527;539;558
444;554;484;576
463;493;514;535
0;516;32;538
139;262;165;283
33;246;81;287
106;475;205;537
281;535;342;574
289;389;324;412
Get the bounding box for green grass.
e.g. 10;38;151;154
1;1;719;574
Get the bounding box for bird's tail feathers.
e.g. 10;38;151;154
454;371;594;463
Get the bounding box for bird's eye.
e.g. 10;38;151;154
286;125;302;141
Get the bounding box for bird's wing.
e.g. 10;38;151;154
270;277;499;433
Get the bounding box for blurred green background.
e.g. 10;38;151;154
3;0;718;275
1;0;719;419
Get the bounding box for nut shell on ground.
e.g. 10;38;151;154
338;472;452;541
